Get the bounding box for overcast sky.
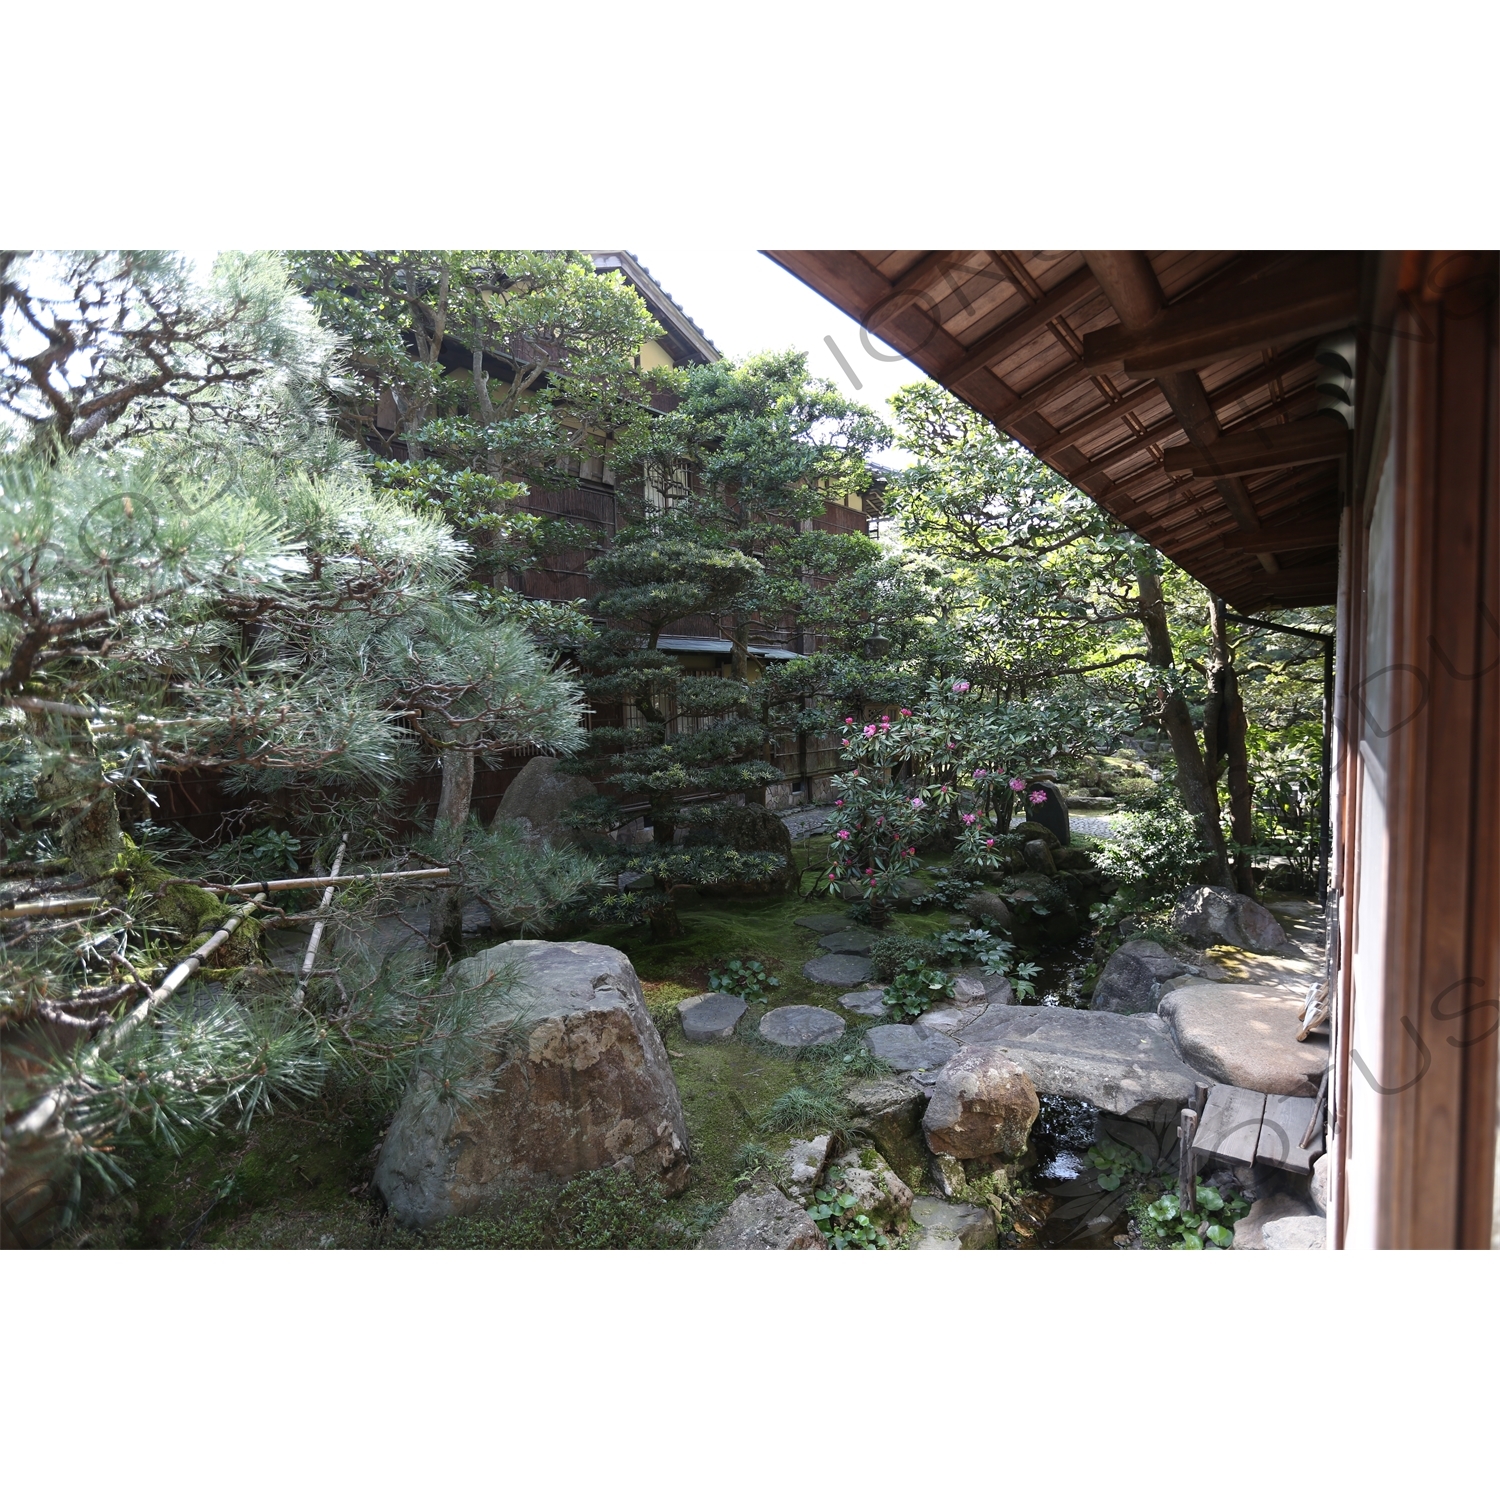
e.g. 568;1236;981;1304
631;249;926;466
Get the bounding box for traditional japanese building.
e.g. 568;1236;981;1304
768;249;1498;1249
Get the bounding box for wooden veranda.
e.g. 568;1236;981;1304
768;250;1500;1249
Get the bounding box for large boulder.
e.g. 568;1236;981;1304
1091;939;1193;1015
495;756;596;847
700;1182;827;1249
946;1005;1208;1124
865;1024;960;1073
1172;886;1289;953
373;941;689;1229
922;1045;1040;1161
844;1077;928;1188
1022;782;1071;845
961;891;1013;930
784;1134;836;1203
1159;983;1329;1096
1233;1192;1324;1250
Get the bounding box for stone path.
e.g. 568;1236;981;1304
818;929;876;954
759;1005;846;1047
837;988;888;1017
780;806;834;840
677;992;747;1042
794;912;853;934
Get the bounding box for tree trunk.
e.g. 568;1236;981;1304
432;719;478;957
1207;597;1256;896
1134;556;1230;887
648;899;684;941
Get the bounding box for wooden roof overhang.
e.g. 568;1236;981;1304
765;250;1362;611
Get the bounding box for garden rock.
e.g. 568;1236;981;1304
818;928;876;955
865;1024;960;1073
373;941;689;1229
1159;983;1328;1096
802;952;874;986
894;877;930;910
828;1148;914;1233
1090;940;1194;1016
1261;1215;1326;1250
1012;819;1061;850
1233;1192;1323;1250
1023;782;1071;846
909;1196;998;1250
961;891;1013;930
495;756;596;848
1310;1153;1330;1213
951;973;988;1005
923;1045;1040;1160
955;966;1015;1006
759;1005;846;1048
947;1006;1207;1123
844;1077;928;1187
1173;886;1289;953
785;1134;835;1203
795;912;854;934
837;988;888;1017
676;991;747;1042
1024;839;1058;876
700;1182;828;1249
927;1153;969;1198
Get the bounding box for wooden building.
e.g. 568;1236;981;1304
767;249;1499;1249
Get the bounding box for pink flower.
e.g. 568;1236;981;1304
865;867;873;875
941;785;949;793
907;846;916;855
841;738;850;747
1030;789;1048;805
899;708;912;717
845;717;854;725
1009;777;1026;792
837;829;850;840
961;812;977;825
985;837;995;847
953;680;970;693
834;799;844;807
910;797;925;810
946;741;956;750
973;769;986;778
863;724;876;737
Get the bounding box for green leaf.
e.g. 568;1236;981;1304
1205;1224;1234;1247
1179;1230;1204;1250
1196;1183;1224;1212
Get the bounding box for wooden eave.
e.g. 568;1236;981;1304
765;249;1355;610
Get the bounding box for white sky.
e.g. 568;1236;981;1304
631;249;926;466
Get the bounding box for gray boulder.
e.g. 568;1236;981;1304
961;891;1013;930
1233;1192;1324;1250
1173;886;1289;953
1310;1154;1330;1213
802;952;874;986
700;1183;828;1249
1159;983;1329;1096
909;1196;998;1250
944;1005;1208;1124
1091;940;1193;1015
373;941;688;1229
759;1005;846;1048
677;991;747;1042
496;756;596;847
785;1134;836;1203
927;1153;970;1198
923;1045;1040;1160
865;1024;960;1073
1261;1215;1327;1250
844;1077;928;1187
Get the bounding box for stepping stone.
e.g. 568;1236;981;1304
759;1005;846;1048
865;1024;960;1072
818;928;876;954
677;991;747;1042
795;913;854;934
802;952;874;986
943;1006;1207;1124
837;988;888;1017
1158;984;1329;1096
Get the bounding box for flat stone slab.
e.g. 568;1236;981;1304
818;928;876;954
802;952;874;986
942;1005;1208;1123
909;1195;998;1250
865;1024;960;1073
837;988;888;1017
760;1005;846;1048
676;991;747;1042
1159;983;1328;1096
795;913;855;934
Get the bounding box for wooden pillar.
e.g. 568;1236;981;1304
1356;253;1500;1248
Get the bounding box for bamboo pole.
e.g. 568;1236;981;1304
291;836;347;1007
193;867;449;895
4;893;271;1143
0;896;104;919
